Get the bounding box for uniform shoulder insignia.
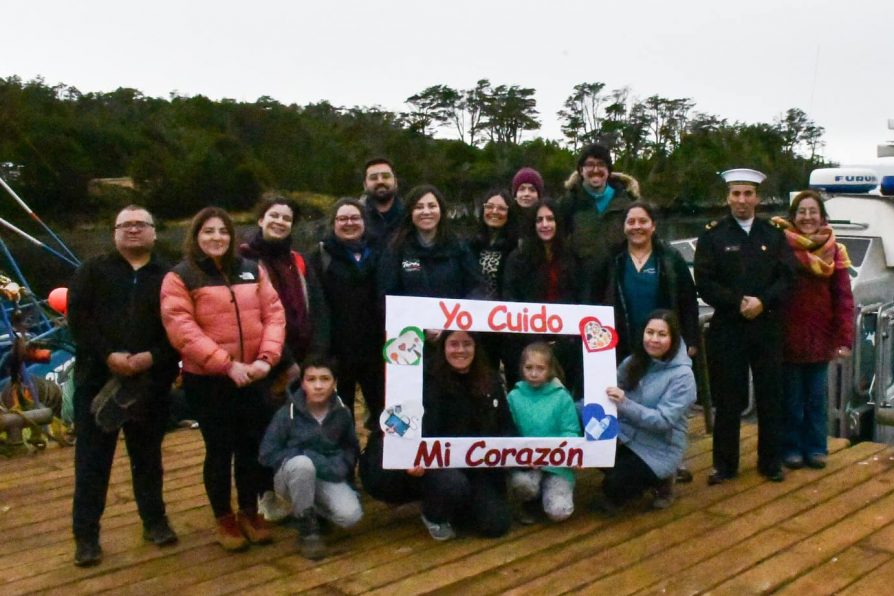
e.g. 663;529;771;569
705;220;719;230
769;218;784;229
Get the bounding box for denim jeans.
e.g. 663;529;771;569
782;362;829;458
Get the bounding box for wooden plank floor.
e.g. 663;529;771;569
3;415;894;595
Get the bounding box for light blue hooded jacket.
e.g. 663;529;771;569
616;342;696;479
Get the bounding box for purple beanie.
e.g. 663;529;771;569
512;167;545;198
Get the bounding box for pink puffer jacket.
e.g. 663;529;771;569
160;257;285;376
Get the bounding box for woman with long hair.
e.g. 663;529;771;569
410;330;515;540
378;185;483;300
161;207;285;551
599;310;696;512
503;198;583;392
773;190;854;470
239;196;328;368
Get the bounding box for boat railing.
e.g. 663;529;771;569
827;301;894;442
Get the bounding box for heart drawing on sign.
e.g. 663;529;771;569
578;316;618;353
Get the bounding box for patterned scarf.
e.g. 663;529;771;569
771;216;851;278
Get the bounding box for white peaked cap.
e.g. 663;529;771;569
720;168;766;186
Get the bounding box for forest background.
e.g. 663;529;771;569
0;75;830;228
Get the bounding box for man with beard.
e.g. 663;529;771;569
360;157;404;245
69;205;180;566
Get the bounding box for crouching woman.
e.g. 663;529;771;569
599;310;696;512
259;356;362;560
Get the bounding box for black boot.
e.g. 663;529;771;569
295;508;325;560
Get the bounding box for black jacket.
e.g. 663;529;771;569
68;251;179;391
694;215;795;324
309;235;383;365
422;369;514;438
378;234;484;301
560;171;639;262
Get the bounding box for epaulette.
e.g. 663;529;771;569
705;220;719;230
769;217;785;229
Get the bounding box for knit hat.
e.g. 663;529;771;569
512;167;545;198
576;144;613;174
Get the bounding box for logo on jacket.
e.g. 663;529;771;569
239;272;256;281
401;259;422;273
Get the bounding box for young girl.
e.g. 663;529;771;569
507;343;582;522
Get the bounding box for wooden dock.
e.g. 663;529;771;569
3;416;894;595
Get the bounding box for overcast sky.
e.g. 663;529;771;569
3;0;892;165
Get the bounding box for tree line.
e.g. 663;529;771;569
0;75;829;225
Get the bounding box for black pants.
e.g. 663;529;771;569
337;356;384;427
707;317;784;476
183;373;269;518
601;443;660;506
358;432;423;504
422;468;511;538
72;381;168;540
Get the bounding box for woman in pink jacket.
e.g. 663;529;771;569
161;207;285;552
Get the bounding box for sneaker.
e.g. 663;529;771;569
143;517;178;546
761;468;785;482
216;513;248;552
675;467;693;483
258;490;291;523
783;454;804;469
238;510;273;544
806;454;827;469
74;537;103;567
296;507;326;560
420;514;456;541
652;477;676;510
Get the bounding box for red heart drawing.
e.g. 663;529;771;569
579;316;618;353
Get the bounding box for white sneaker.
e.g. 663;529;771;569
420;514;455;541
258;491;291;523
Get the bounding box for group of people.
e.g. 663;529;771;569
67;145;854;566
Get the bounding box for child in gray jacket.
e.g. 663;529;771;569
259;356;362;560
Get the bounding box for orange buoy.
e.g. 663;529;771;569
48;287;68;314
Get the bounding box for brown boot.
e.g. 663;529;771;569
296;508;326;560
238;510;273;544
216;513;248;552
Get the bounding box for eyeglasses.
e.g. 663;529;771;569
334;215;363;224
582;160;608;171
484;204;509;213
366;172;394;181
114;221;154;230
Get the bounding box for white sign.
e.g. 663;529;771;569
381;296;619;469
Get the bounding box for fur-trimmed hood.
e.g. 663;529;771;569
564;170;641;199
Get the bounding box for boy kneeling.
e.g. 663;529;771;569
259;356;362;560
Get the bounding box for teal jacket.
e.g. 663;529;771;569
508;379;582;482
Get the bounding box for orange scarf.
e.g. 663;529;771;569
771;216;851;278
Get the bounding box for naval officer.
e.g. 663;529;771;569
694;169;796;485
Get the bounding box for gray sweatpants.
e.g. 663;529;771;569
274;455;362;527
510;469;574;521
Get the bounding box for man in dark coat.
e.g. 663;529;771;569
694;169;795;485
69;205;180;566
560;143;639;263
360;157;404;246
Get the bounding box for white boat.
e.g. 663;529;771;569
806;121;894;445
